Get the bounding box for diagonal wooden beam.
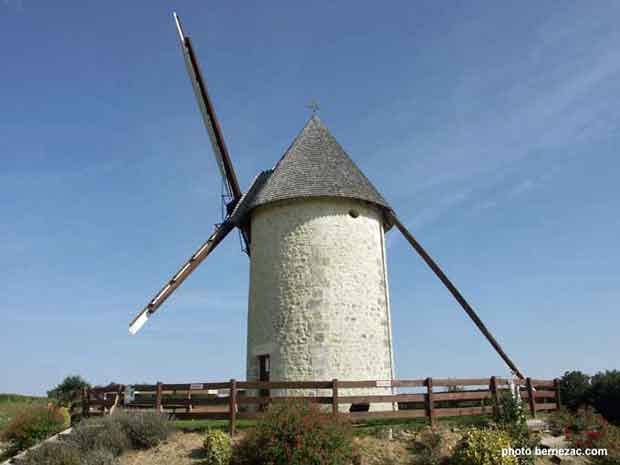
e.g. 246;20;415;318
387;210;525;379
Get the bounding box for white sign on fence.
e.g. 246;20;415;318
190;383;204;390
124;386;135;404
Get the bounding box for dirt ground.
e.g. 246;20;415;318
120;432;207;465
118;432;418;465
118;429;593;465
118;430;436;465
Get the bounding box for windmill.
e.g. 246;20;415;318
128;14;525;406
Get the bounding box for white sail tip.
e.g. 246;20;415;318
129;312;149;335
173;12;185;42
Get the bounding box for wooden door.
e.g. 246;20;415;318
258;355;270;410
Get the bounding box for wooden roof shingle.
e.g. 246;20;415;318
247;115;389;211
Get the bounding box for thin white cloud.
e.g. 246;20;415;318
2;0;23;11
386;188;472;249
381;16;620;229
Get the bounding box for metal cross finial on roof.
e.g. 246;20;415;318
305;100;320;115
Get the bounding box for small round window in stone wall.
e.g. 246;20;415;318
348;209;360;218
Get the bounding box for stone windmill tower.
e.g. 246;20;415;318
243;116;395;391
127;14;526;402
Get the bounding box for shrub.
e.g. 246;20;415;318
203;429;232;465
21;442;121;465
411;428;442;465
67;415;130;456
547;408;574;433
113;410;171;449
569;409;607;434
59;407;71;428
80;448;122;465
589;421;620;465
452;428;517;465
496;393;536;465
590;370;620;426
19;441;81;465
559;371;591;411
1;405;69;450
233;400;354;465
47;375;91;406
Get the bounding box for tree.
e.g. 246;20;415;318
590;370;620;426
560;371;591;411
47;375;90;405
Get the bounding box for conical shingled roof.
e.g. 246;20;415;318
247;115;390;211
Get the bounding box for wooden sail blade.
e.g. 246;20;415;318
173;12;242;202
387;211;525;379
128;220;235;334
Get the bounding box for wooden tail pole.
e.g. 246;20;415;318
389;211;525;379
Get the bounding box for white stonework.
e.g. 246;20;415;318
246;197;395;411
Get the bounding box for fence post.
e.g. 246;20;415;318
186;388;192;413
229;379;237;437
526;378;536;418
82;387;89;418
332;379;339;416
490;376;499;419
155;382;163;414
554;378;562;410
426;377;434;426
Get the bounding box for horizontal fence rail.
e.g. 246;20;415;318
73;376;561;436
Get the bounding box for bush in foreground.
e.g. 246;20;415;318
1;404;70;450
79;448;121;465
113;410;171;449
233;400;354;465
17;409;170;465
452;428;517;465
496;393;536;465
411;428;442;465
552;410;620;465
203;429;232;465
68;415;131;456
589;421;620;465
19;442;121;465
19;442;81;465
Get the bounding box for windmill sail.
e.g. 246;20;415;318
173;12;242;203
128;220;235;334
387;211;525;379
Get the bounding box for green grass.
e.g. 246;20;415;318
173;414;491;436
174;419;257;432
0;393;47;431
351;414;491;436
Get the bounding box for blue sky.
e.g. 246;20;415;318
1;1;618;395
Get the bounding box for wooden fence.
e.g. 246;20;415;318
76;377;561;436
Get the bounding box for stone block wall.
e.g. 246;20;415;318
246;197;395;411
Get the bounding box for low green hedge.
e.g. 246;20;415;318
1;405;70;450
233;400;354;465
17;409;171;465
